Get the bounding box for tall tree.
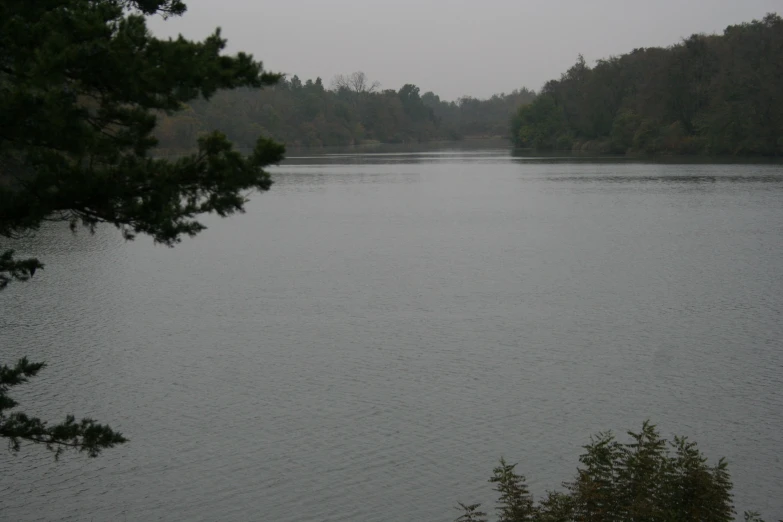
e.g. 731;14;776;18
0;0;284;456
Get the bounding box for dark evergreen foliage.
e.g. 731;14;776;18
511;14;783;155
0;359;126;457
1;0;283;456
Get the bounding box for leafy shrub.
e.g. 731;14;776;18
458;422;772;522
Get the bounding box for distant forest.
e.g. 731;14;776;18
155;71;535;152
157;13;782;155
512;13;783;155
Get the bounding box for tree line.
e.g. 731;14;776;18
155;71;535;152
512;13;783;156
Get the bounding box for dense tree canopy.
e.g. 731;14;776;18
154;72;535;151
511;14;783;155
1;0;283;456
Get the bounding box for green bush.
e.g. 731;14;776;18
458;421;772;522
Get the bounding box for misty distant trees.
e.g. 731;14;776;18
511;13;783;156
154;72;536;151
151;12;783;155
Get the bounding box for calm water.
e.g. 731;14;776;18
2;148;783;521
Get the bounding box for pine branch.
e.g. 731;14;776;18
1;412;127;458
0;359;127;458
0;250;43;290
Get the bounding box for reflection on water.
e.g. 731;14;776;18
271;168;421;192
546;175;783;187
2;148;783;522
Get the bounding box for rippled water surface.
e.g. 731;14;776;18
2;148;783;521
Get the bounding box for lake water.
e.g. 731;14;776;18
2;146;783;521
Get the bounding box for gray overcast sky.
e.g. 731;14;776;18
149;0;781;101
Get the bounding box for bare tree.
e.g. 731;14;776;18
331;71;381;94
